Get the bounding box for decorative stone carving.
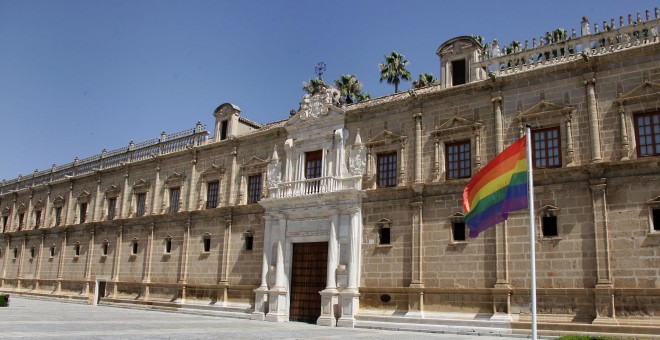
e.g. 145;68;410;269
349;129;366;176
267;146;281;188
298;87;341;120
163;172;185;188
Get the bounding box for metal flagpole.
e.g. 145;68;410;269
525;125;538;340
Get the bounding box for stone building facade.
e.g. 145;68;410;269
2;10;660;338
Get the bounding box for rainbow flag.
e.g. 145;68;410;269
463;136;528;237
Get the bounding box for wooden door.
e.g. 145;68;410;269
97;281;106;303
289;242;327;323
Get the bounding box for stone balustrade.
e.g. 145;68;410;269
475;9;660;80
271;175;362;198
0;123;208;194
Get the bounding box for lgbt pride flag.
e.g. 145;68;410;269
463;135;529;237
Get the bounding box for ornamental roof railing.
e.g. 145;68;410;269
0;122;208;194
474;9;660;80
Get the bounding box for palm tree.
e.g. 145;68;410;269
334;74;370;104
412;73;437;89
302;78;326;95
379;51;412;93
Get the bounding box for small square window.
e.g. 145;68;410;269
203;238;211;253
165;238;172;254
245;234;254;251
542;216;558;237
452;222;466;242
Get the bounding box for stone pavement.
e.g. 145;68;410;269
0;297;546;339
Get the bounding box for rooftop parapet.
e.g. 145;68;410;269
0;122;208;194
474;8;660;80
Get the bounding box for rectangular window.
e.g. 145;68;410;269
30;247;35;258
533;127;561;169
451;59;467;86
452;222;466;242
305;150;323;194
220;120;228;140
35;210;42;228
50;246;55;257
248;175;262;203
2;216;7;233
19;213;24;228
102;243;108;256
379;227;391;245
446;141;471;179
206;181;219;208
13;248;18;259
653;208;660;232
107;198;117;221
245;235;253;251
79;203;87;223
203;238;211;253
634;112;660;157
74;244;81;257
169;187;181;212
136;193;146;217
377;152;397;187
542;216;559;237
131;241;138;255
55;207;62;226
165;239;172;254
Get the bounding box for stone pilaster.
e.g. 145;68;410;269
252;215;272;321
185;151;197;211
407;200;424;317
266;216;288;322
151;161;161;215
84;228;95;295
338;208;361;327
218;213;232;306
56;230;67;293
92;177;102;222
178;218;191;302
34;232;45;290
413;112;423;184
111;226;122;297
589;178;616;323
584;74;602;162
318;211;340;326
492;94;504;153
120;171;130;219
142;223;154;301
16;236;26;289
65;182;74;225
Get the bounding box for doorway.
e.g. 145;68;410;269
289;242;328;323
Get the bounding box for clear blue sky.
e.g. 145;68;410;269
1;0;657;181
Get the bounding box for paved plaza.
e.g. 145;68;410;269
0;297;544;339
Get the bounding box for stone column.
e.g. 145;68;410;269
185;152;198;211
266;216;288;322
318;211;340;326
338;208;361;327
10;197;17;232
150;163;161;215
617;104;630;161
16;236;26;289
584;74;602;162
65;182;75;225
142;223;154;301
1;237;10;286
589;178;615;323
120;171;131;218
398;140;406;186
84;228;95;295
229;147;239;205
92;178;102;222
111;226;122;297
56;230;67;293
34;232;45;290
43;187;52;228
413;112;423;184
26;191;33;229
492;95;504;153
252;215;272;321
407;201;424;318
178;218;191;302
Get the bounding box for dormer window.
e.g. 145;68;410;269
451;59;466;86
